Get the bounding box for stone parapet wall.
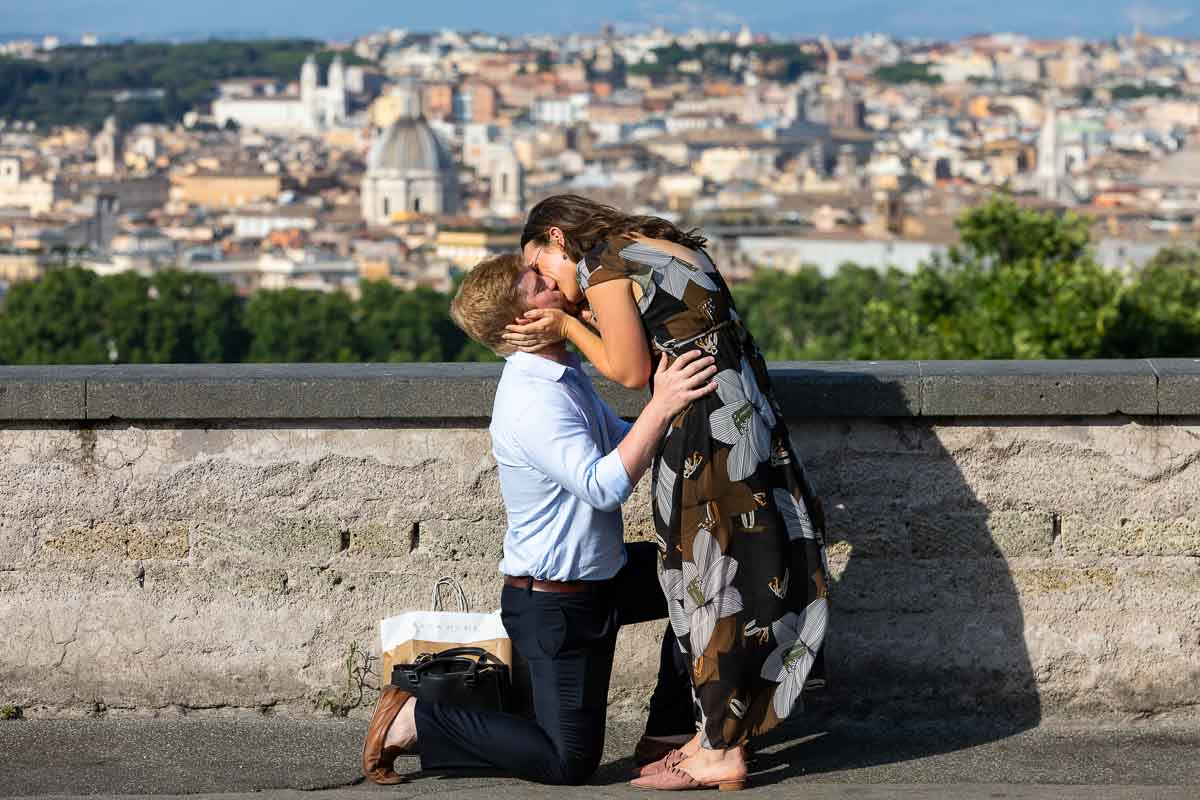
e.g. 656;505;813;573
1;360;1198;722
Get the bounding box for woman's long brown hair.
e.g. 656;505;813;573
520;194;707;262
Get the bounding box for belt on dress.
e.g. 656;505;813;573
652;318;744;357
503;574;595;593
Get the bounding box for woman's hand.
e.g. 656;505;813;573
503;308;570;353
648;351;717;420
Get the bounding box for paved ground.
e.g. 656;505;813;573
2;716;1198;799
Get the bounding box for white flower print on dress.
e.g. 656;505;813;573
760;597;828;720
657;558;692;644
618;242;717;301
709;357;777;482
655;459;677;525
768;569;789;599
773;488;817;541
658;527;744;657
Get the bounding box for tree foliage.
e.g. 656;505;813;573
0;272;487;365
735;195;1184;361
873;61;943;85
2;197;1200;365
0;40;372;129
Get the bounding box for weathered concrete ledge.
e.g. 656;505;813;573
1;359;1198;421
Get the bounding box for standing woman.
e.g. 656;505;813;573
506;195;830;791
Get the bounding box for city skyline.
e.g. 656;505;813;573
0;0;1197;42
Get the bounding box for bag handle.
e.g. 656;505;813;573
408;647;506;684
420;646;505;668
430;577;469;613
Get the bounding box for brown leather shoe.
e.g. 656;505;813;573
361;686;414;785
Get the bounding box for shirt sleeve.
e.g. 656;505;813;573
599;398;633;446
510;390;633;512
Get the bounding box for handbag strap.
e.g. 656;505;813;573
430;577;469;613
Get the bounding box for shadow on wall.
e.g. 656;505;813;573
740;368;1040;783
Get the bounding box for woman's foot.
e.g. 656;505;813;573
676;744;747;788
634;733;694;766
631;743;747;791
632;746;685;778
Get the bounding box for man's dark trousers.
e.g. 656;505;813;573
413;541;693;785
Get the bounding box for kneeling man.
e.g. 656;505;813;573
362;254;713;785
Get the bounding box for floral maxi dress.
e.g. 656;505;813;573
578;235;831;749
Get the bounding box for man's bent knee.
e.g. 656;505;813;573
545;750;602;786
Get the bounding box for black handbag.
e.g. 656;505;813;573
390;646;512;713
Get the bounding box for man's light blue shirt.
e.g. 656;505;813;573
492;351;634;582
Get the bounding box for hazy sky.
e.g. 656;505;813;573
1;1;1197;41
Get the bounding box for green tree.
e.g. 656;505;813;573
893;197;1121;359
954;195;1091;266
733;263;914;360
355;280;475;362
0;267;111;364
1103;248;1200;357
103;271;154;363
244;288;357;362
873;61;942;85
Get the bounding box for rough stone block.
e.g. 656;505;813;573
41;520;189;560
822;502;911;558
1060;515;1200;557
910;510;1055;558
828;608;1041;716
832;558;1031;614
0;515;35;564
412;519;505;561
190;517;345;562
347;520;418;558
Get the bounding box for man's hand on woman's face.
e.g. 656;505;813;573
503;308;570;353
650;350;717;418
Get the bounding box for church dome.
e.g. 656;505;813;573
366;118;455;174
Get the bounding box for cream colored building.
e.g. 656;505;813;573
171;173;282;209
212;55;348;133
0;252;45;283
434;228;520;269
0;156;59;215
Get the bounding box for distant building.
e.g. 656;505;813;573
361;82;460;225
172;173;283;209
211;55;348;133
1037;98;1071;202
456;81;497;123
434;227;520;268
0;155;59;215
489;145;524;218
94;115;123;177
733;233;949;276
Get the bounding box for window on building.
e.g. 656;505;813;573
383;197;390;217
413;197;421;213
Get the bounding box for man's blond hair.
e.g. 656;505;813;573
450;253;526;356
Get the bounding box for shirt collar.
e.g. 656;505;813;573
506;350;583;382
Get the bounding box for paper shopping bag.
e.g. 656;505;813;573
378;577;511;686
